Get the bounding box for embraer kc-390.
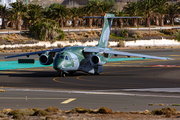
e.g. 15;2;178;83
5;13;172;77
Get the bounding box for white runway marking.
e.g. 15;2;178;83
123;88;180;93
3;88;180;98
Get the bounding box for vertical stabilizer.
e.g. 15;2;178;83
97;13;115;48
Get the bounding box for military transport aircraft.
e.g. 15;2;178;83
5;13;172;77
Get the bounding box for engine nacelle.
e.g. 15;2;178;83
90;55;106;66
39;54;53;65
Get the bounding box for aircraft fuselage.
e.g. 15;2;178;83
53;46;112;75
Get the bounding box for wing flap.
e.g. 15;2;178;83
84;48;100;53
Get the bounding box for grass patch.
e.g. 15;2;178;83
148;103;154;106
110;33;128;40
171;104;180;106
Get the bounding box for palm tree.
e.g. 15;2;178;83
7;10;16;28
84;0;115;27
70;7;80;27
167;3;180;25
26;4;43;26
153;0;167;26
10;1;27;30
123;2;140;27
0;5;9;29
116;11;125;28
51;4;68;28
139;0;157;27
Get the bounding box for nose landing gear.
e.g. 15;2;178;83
58;72;66;77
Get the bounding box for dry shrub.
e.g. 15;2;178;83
132;34;138;39
151;109;161;115
9;109;34;117
87;31;93;35
70;107;94;113
57;44;63;48
33;109;48;116
78;32;84;36
96;31;101;36
70;107;84;113
69;32;76;36
151;107;177;117
45;106;59;113
91;30;96;34
160;107;177;115
136;32;144;38
117;40;125;47
0;113;4;118
2;109;11;114
97;107;113;114
84;34;90;38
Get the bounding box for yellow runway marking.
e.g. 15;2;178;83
53;67;164;88
61;98;76;104
53;77;108;87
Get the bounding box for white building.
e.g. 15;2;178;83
0;0;17;8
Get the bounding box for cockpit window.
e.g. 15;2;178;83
68;56;71;60
59;56;64;59
65;56;68;60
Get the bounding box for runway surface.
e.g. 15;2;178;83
0;49;180;111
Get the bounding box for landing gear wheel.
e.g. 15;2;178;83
62;73;66;77
58;72;66;77
94;72;99;75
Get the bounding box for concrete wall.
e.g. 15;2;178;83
1;39;180;49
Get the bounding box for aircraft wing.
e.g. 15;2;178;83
104;50;172;60
84;48;172;60
5;48;64;59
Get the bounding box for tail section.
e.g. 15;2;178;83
97;13;115;48
84;13;141;48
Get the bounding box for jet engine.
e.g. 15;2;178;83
39;54;53;65
90;55;106;66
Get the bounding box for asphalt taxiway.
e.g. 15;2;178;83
0;49;180;111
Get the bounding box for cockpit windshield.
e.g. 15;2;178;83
65;56;68;60
59;55;71;60
59;56;65;59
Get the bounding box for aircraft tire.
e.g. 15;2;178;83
62;73;66;77
94;72;99;75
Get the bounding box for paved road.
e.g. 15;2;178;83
0;49;180;111
1;26;180;35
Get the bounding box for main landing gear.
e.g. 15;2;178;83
59;72;66;77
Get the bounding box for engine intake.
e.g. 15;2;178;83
39;54;53;65
91;55;106;66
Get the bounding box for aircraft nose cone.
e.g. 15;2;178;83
53;60;61;70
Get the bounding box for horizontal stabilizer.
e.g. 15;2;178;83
83;16;141;19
